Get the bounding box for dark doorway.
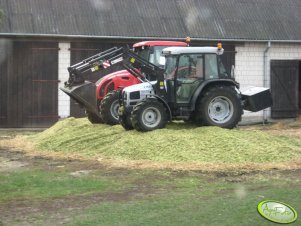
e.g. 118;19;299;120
270;60;299;119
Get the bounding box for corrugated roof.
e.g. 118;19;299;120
0;0;300;41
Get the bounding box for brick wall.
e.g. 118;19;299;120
235;42;301;123
58;42;71;118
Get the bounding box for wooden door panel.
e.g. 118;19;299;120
271;60;299;118
4;41;59;128
0;41;9;127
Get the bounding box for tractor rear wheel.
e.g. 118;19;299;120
119;114;133;130
99;90;120;125
86;111;103;124
195;86;242;128
131;99;167;132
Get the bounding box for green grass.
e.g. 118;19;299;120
68;173;301;226
31;117;301;164
1;159;301;226
0;170;119;202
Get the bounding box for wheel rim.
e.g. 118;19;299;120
110;100;119;120
208;96;233;124
141;107;162;128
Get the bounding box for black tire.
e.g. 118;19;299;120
131;99;168;132
195;86;243;129
86;111;103;124
99;90;120;125
119;114;133;130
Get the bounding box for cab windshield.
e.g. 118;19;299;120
134;46;171;67
164;56;177;79
134;47;150;61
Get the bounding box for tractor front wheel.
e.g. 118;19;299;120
99;90;120;125
119;114;133;130
131;99;167;132
86;111;103;124
196;86;242;128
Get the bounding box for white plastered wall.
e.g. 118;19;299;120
58;42;71;118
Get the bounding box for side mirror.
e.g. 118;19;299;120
231;65;235;79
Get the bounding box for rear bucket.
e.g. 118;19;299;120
241;87;273;112
60;81;100;116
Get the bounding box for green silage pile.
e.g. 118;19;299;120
31;117;301;164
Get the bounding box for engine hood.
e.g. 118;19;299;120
96;70;131;85
123;81;157;93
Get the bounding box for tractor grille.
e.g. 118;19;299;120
129;91;140;100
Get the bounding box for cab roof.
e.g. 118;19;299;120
133;41;187;48
162;47;224;55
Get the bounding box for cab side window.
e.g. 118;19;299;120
177;55;190;79
177;54;204;79
205;54;218;79
176;54;204;103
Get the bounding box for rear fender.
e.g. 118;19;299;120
191;79;240;111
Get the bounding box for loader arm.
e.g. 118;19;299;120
61;46;165;117
66;47;124;87
65;46;164;87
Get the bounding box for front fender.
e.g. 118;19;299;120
148;95;172;121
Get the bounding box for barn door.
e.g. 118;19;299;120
2;41;59;128
271;60;299;118
29;44;60;127
0;40;11;127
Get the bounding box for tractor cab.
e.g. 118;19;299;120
161;46;232;109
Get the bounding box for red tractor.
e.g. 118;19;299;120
61;41;187;124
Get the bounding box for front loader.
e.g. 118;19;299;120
61;46;168;125
60;41;187;124
61;47;124;121
118;44;273;131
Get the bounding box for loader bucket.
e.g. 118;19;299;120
60;81;100;116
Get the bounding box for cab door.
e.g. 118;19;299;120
175;54;204;103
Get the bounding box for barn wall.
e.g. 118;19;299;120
235;42;301;123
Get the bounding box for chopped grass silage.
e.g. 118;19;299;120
31;118;301;164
